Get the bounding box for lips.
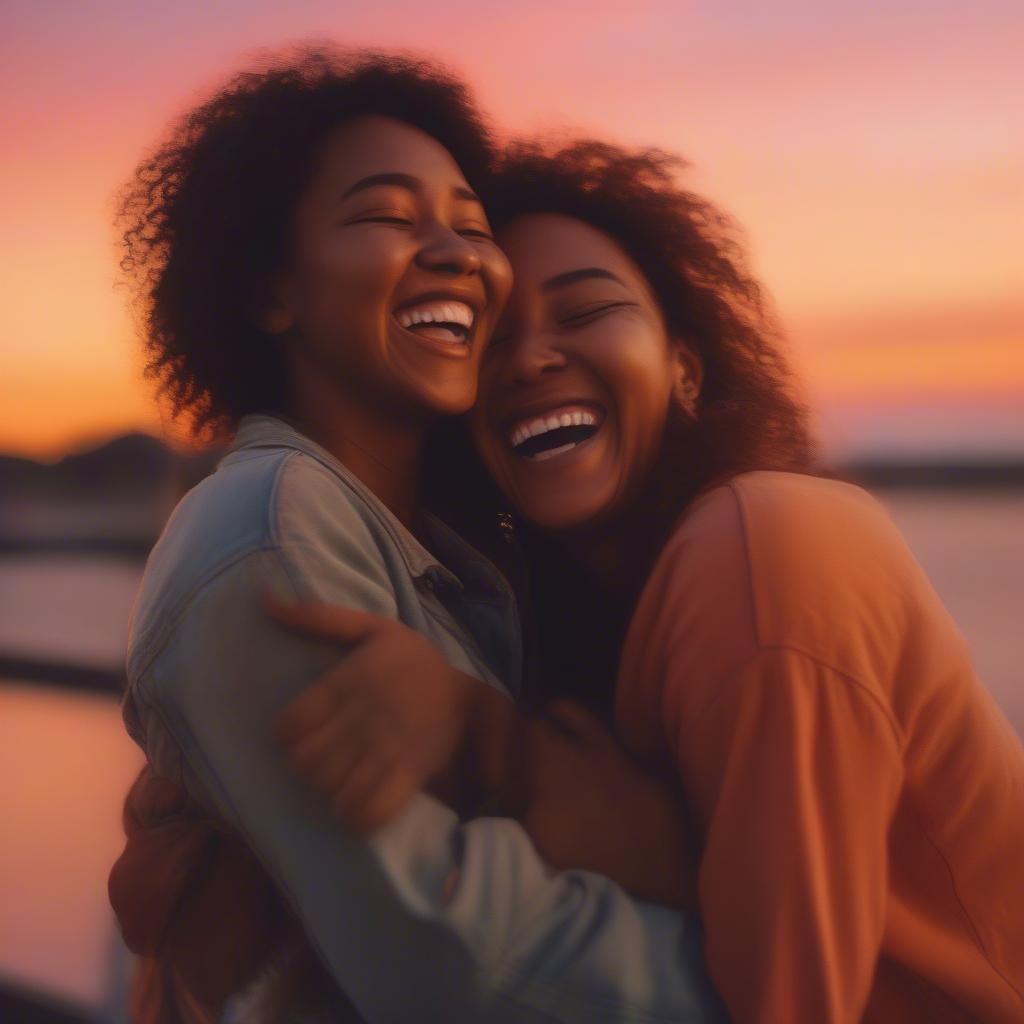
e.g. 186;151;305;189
393;293;479;347
505;402;606;461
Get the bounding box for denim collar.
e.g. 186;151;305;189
224;415;472;590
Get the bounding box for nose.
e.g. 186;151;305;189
500;326;568;385
415;223;482;277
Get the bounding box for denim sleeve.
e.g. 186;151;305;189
131;497;722;1023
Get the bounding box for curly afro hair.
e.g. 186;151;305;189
485;139;815;484
428;141;815;541
118;45;497;438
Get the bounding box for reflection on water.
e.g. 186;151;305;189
0;683;141;1009
0;555;142;669
0;487;1022;1011
878;489;1024;736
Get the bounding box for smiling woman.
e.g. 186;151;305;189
118;47;504;444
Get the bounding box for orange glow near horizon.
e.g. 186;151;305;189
2;2;1021;459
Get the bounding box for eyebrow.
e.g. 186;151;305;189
340;172;481;204
541;267;627;291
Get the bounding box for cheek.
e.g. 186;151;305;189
599;336;675;470
591;327;674;420
297;233;407;323
483;248;514;309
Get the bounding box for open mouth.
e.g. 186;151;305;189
394;298;475;347
508;405;604;462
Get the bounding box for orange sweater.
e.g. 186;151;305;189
615;471;1024;1023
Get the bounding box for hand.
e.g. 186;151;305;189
269;600;480;832
110;764;288;1012
515;701;698;910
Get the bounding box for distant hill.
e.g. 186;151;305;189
0;433;221;497
840;460;1024;490
0;434;223;556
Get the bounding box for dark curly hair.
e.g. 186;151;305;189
427;140;818;713
118;45;497;437
487;139;814;480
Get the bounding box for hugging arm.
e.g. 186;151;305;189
128;536;722;1023
272;601;698;910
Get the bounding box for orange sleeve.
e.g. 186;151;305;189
666;647;905;1023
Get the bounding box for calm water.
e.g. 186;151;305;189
1;488;1022;1011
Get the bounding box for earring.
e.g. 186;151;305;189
497;511;516;544
674;375;700;419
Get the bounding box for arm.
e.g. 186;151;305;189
667;647;903;1023
132;547;722;1023
271;602;697;908
621;479;909;1022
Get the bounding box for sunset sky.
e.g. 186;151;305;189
2;0;1021;461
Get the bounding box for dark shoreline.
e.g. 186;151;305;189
838;461;1024;491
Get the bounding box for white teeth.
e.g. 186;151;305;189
396;300;474;331
508;407;600;450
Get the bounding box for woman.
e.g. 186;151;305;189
274;143;1024;1021
111;45;720;1024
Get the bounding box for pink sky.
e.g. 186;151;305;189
2;0;1021;459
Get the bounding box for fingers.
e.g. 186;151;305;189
286;716;416;833
273;646;391;745
274;677;341;746
275;680;419;833
330;746;418;833
263;597;381;648
283;704;371;791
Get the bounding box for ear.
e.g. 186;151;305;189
670;339;704;399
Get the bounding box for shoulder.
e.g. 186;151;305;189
626;471;927;683
660;471;913;594
128;448;394;673
682;472;935;681
725;470;899;550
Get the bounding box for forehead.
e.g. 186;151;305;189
312;114;469;190
496;213;643;291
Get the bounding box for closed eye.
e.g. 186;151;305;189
560;302;633;326
459;227;495;241
348;214;414;227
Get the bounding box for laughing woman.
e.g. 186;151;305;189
109;47;723;1024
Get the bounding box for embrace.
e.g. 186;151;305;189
107;45;1024;1023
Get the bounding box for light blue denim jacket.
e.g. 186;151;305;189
123;415;722;1023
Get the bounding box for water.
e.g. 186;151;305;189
1;488;1021;1011
876;489;1023;736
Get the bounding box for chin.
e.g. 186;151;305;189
516;493;609;534
414;382;478;418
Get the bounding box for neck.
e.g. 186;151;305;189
559;502;672;604
285;371;426;529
